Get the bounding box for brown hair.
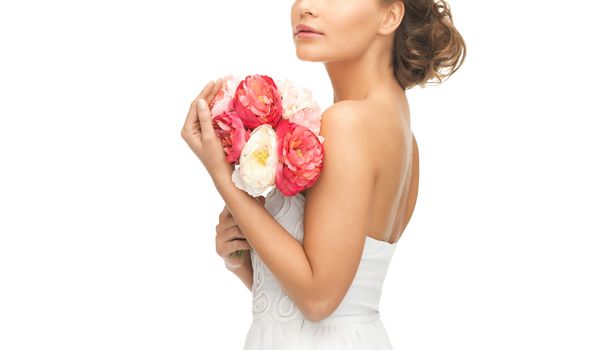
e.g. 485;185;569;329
383;0;467;90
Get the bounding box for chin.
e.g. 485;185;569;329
294;47;326;62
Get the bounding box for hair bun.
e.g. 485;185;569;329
389;0;467;90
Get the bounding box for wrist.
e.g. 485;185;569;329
211;164;234;186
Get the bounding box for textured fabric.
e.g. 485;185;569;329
243;187;398;349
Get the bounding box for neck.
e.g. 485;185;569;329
323;43;400;104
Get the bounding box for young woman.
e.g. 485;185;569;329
182;0;466;348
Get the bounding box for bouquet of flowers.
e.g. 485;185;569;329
209;73;325;260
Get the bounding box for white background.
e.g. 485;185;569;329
1;0;597;349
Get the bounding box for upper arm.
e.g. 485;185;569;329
302;102;376;320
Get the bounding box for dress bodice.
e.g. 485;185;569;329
249;187;398;326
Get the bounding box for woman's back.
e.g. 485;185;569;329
332;88;419;245
368;88;419;245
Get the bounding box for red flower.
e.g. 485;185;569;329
232;74;283;130
212;111;251;164
275;119;324;196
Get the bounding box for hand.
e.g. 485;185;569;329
215;204;252;270
181;79;234;179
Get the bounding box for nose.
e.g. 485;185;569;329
297;0;316;17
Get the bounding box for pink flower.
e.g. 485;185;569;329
289;106;325;144
275;119;324;196
233;74;283;130
275;78;323;142
210;74;240;117
212;111;251;164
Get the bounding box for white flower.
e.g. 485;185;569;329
275;78;323;139
231;124;278;197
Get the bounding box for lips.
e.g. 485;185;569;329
295;24;324;35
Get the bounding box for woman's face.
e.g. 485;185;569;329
291;0;386;62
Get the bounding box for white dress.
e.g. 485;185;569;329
243;187;398;350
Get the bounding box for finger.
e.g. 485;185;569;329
218;239;250;259
215;78;224;94
224;259;243;269
183;81;215;135
229;232;247;241
215;220;238;236
215;220;237;236
226;239;251;253
194;80;216;102
189;80;216;112
215;77;223;90
222;226;246;242
219;216;238;232
205;78;223;107
196;98;216;139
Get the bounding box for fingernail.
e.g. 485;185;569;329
198;98;207;110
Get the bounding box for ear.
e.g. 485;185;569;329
378;1;404;35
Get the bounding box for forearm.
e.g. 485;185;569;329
226;253;253;291
213;175;322;317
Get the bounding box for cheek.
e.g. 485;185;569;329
327;6;379;57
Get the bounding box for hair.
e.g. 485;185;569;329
382;0;467;90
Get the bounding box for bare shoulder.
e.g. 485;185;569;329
318;101;376;165
300;101;377;195
320;99;389;153
319;100;375;138
321;100;373;121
